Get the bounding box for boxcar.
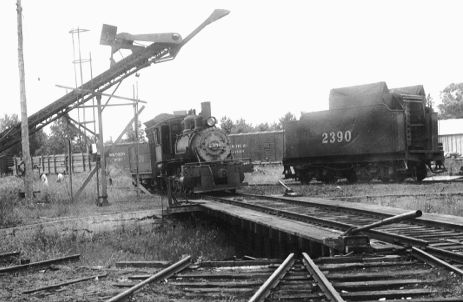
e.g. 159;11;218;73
229;130;284;163
128;142;152;185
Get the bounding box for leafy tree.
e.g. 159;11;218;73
278;112;297;129
231;118;254;134
47;117;86;154
438;83;463;119
124;120;146;142
30;130;49;156
0;113;47;156
255;122;269;131
0;113;19;133
220;116;234;134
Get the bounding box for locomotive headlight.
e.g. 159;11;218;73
206;116;217;127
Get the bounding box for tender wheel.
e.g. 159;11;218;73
345;169;357;183
394;174;407;183
320;173;336;184
300;175;312;185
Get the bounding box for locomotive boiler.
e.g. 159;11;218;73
142;102;252;193
283;82;444;183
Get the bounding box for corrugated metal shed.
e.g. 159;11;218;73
438;119;463;154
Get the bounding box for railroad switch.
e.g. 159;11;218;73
324;234;371;254
278;179;302;197
324;210;422;254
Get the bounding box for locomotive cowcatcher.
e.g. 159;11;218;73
283;82;444;183
143;102;252;193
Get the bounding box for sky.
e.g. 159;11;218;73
2;0;463;140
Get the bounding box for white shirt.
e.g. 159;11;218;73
41;174;48;186
57;173;64;183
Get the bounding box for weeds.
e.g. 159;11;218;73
3;217;236;266
243;164;463;216
0;165;158;229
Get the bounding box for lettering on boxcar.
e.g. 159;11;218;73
231;144;247;154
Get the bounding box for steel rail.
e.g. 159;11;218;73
22;273;108;294
412;247;463;276
205;196;428;248
248;253;295;302
0;254;80;273
425;246;463;264
105;256;191;302
0;251;20;259
302;252;345;302
235;193;463;256
243;193;463;232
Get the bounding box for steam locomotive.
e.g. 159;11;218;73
283;82;444;183
138;102;252;193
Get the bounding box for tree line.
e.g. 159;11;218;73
220;112;296;134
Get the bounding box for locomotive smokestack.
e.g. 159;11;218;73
201;102;211;119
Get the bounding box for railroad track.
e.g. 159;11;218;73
2;253;461;301
2;239;462;301
203;193;463;267
106;252;463;301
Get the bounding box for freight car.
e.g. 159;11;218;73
128;142;152;183
283;82;444;183
229;130;284;163
131;102;252;193
0;154;14;176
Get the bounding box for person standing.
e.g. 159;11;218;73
40;173;49;203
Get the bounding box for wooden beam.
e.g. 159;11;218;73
73;166;98;201
138;183;152;196
55;84;148;104
96;95;108;206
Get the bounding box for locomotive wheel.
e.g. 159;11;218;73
416;162;427;182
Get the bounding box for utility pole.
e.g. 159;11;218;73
16;0;33;200
133;84;140;199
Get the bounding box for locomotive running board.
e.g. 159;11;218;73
162;204;204;216
193;182;248;194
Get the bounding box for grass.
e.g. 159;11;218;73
242;164;463;216
1;216;237;266
244;164;284;184
0;216;240;302
0;165;157;228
